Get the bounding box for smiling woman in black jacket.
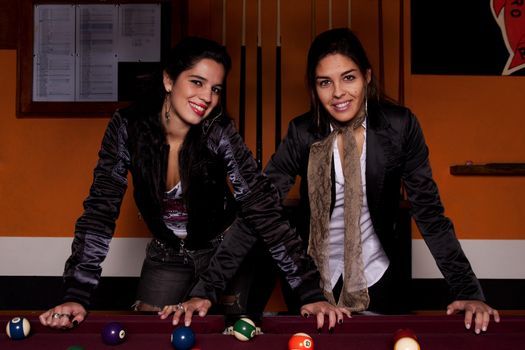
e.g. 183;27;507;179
264;27;499;334
38;36;347;331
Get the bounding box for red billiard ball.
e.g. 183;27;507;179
101;322;126;345
288;332;314;350
171;326;196;350
6;317;31;340
393;328;420;350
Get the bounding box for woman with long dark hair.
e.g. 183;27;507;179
39;36;347;331
265;27;500;333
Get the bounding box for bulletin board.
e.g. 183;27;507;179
17;0;186;117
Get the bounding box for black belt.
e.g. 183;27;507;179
153;232;224;252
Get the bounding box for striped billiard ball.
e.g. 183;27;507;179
232;317;256;341
6;317;31;340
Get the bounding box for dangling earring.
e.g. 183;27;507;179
364;95;368;117
164;92;171;122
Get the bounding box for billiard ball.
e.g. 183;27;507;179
288;332;314;350
101;321;126;345
232;317;256;341
393;328;420;350
66;346;86;350
6;317;31;340
171;326;196;350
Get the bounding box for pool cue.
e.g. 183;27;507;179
311;0;317;39
274;0;281;151
398;0;405;105
256;0;262;169
222;0;227;47
328;0;332;29
348;0;352;28
221;0;227;108
238;0;246;139
398;0;406;200
378;0;385;92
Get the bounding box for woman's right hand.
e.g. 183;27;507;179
300;301;352;331
39;302;87;329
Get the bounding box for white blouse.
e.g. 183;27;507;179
328;124;390;290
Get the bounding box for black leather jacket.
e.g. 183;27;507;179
62;106;324;307
265;102;485;302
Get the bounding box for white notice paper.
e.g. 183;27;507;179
75;4;118;101
33;5;76;101
32;4;161;102
118;4;161;62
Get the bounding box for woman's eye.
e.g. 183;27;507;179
318;79;331;87
191;80;203;86
343;74;355;81
212;86;222;95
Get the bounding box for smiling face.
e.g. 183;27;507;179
163;58;225;127
315;53;371;124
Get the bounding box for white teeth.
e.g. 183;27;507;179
333;101;350;110
190;102;205;112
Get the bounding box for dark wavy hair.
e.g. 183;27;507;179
306;27;384;128
128;36;232;207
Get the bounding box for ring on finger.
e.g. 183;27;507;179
52;313;61;319
176;303;185;312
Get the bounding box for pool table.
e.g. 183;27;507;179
1;312;523;349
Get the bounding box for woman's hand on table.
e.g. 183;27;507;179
39;302;87;329
446;300;500;334
300;301;351;332
159;297;212;327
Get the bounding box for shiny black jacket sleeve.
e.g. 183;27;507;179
397;111;485;301
62;112;130;307
189;118;325;305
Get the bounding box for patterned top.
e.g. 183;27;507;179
162;182;188;239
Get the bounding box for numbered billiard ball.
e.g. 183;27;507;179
232;317;256;341
393;328;420;350
288;332;314;350
171;326;196;350
101;322;126;345
6;317;31;340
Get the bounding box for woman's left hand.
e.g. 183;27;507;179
159;297;212;327
446;300;500;334
300;301;352;332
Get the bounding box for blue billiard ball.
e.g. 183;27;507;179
6;317;31;340
171;326;195;350
101;321;126;345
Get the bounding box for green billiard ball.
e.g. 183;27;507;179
232;318;256;341
66;346;86;350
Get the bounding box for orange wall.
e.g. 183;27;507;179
1;0;524;270
0;50;149;237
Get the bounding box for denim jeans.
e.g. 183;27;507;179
135;229;276;317
135;238;218;310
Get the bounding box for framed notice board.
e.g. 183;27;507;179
17;0;186;117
